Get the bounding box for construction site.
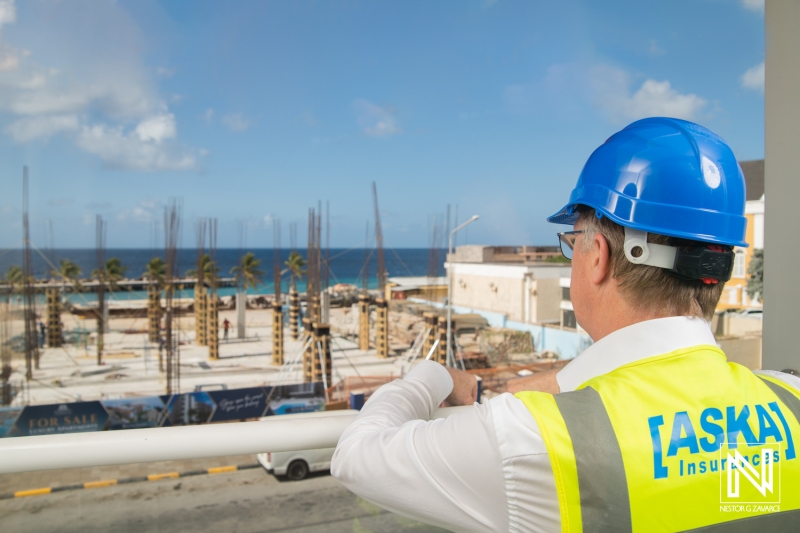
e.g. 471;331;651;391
0;176;565;427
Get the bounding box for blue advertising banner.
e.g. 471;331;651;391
266;382;326;415
0;382;327;438
208;387;269;422
13;401;109;437
0;407;22;438
104;397;167;430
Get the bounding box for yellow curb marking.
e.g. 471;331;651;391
208;465;237;474
15;487;52;498
84;479;118;489
147;472;180;481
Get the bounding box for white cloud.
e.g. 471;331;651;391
0;0;16;27
202;108;214;124
117;197;162;222
48;198;74;207
590;65;707;122
135;114;176;143
741;0;764;12
353;99;400;137
5;114;79;141
263;214;273;227
222;112;250;132
0;0;202;171
741;62;765;93
76;124;197;171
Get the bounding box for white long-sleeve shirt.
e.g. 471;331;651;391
331;316;800;533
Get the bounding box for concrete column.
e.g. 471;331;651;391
207;295;219;360
312;323;332;388
236;291;246;339
289;287;300;340
272;303;284;365
195;283;207;346
302;317;313;382
46;287;62;348
358;294;370;351
375;298;389;358
763;0;800;372
147;286;161;343
437;316;453;366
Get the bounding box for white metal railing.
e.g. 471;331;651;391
0;406;468;475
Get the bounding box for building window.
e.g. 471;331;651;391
561;287;571;301
733;250;746;278
562;309;577;329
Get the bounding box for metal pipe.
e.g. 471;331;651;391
447;215;479;367
0;407;469;475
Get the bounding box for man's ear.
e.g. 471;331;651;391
590;232;611;285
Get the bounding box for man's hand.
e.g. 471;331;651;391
505;369;560;395
443;367;478;406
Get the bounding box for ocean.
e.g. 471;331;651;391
0;248;444;304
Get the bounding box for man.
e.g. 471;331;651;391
38;320;46;348
332;118;800;532
223;318;230;341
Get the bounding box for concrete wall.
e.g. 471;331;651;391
534;278;562;324
448;262;570;325
452;270;525;322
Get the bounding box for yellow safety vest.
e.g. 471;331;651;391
515;345;800;532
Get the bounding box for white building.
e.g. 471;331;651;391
446;245;571;325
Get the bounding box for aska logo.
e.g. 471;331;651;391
720;443;781;505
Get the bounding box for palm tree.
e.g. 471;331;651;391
143;257;167;286
92;257;127;290
53;259;82;292
186;254;220;285
4;266;24;290
230;252;264;339
284;251;306;290
230;252;265;291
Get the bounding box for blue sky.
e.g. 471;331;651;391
0;0;765;249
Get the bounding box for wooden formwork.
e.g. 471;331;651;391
288;288;300;340
358;293;370;351
147;286;161;343
46;287;62;348
207;296;219;360
375;298;388;358
195;283;207;346
272;303;284;365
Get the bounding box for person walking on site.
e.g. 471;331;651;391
223;318;230;341
332;118;800;532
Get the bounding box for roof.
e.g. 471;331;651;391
740;159;764;201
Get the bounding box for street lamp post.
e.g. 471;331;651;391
447;215;479;369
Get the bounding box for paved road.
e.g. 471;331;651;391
0;467;450;533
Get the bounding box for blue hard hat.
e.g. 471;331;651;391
547;117;748;247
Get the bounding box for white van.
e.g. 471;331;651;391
257;447;335;480
256;409;357;481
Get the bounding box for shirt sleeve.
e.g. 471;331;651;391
331;360;510;533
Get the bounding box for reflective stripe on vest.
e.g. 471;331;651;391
515;346;800;532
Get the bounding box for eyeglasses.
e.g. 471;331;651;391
557;230;584;260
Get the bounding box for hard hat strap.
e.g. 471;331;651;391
623;228;677;269
623;227;734;282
